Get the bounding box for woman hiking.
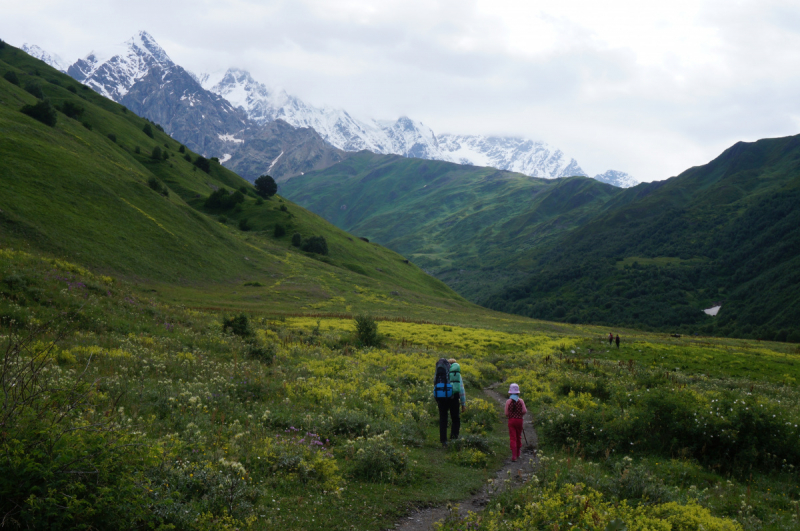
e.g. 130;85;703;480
504;383;527;462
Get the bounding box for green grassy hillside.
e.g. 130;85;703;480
281;152;620;300
282;136;800;341
0;43;467;317
486;135;800;341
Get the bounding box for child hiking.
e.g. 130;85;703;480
504;383;527;462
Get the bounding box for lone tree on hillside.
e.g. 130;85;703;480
254;175;277;198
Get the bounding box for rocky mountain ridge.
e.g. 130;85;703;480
26;31;637;186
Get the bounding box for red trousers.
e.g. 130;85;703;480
508;418;523;460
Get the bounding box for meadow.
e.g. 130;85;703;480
3;249;799;530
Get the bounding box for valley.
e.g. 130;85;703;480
1;33;799;531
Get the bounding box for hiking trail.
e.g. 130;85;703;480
390;385;539;531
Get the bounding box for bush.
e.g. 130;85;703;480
67;85;77;93
205;189;245;210
274;224;286;238
151;146;162;160
81;120;92;130
3;70;19;85
238;218;251;231
447;433;493;454
256;197;264;205
107;133;116;143
24;81;44;99
280;204;288;212
354;314;379;347
194;156;211;173
254;175;278;198
184;153;191;162
302;235;328;255
147;177;169;197
20;99;56;126
248;344;276;364
344;432;408;482
222;314;251;337
446;448;489;468
291;233;302;247
142;123;154;138
134;146;141;154
59;100;84;119
179;144;185;153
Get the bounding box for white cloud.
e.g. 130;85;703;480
2;0;799;181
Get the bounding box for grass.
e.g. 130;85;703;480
0;43;462;314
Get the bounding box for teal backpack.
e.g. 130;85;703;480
449;363;463;394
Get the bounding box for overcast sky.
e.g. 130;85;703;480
3;0;800;181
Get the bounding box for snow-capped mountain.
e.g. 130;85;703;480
437;135;586;178
202;67;621;182
23;31;637;186
21;44;68;72
67;31;174;101
592;170;638;188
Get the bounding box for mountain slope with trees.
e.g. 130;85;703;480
0;42;464;316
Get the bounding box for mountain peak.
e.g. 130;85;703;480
592;169;638;188
21;43;68;72
67;30;175;100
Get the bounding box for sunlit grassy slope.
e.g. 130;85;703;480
0;43;471;315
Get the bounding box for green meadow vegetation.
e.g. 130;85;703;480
1;41;800;531
282;140;800;343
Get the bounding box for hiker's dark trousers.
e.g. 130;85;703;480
437;394;461;443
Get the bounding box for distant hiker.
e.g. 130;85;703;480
608;332;614;345
433;358;456;447
504;383;527;462
448;358;466;435
615;334;620;348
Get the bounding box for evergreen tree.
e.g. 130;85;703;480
20;100;57;127
254;175;278;198
142;123;154;138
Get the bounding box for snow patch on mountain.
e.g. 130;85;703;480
21;44;69;72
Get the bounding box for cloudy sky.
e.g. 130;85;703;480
3;0;800;181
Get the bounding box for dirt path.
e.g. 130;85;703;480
391;385;538;531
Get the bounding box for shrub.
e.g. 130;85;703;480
24;81;44;99
273;224;286;238
446;448;489;468
179;144;185;153
447;433;493;454
344;432;408;482
67;85;77;93
222;314;251;337
280;204;288;212
254;175;278;198
59;100;84;119
154;123;164;132
135;146;141;154
291;233;302;247
81;120;92;130
107;133;116;143
301;235;328;255
205;189;245;210
248;344;276;364
354;314;379;347
3;70;19;85
151;146;162;160
142;123;154;138
238;218;251;231
20;99;56;126
147;177;169;197
194;156;211;173
256;197;264;205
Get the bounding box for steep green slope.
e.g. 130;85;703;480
485;135;800;340
281;152;620;299
0;43;464;315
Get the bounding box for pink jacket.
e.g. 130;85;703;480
504;398;527;419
